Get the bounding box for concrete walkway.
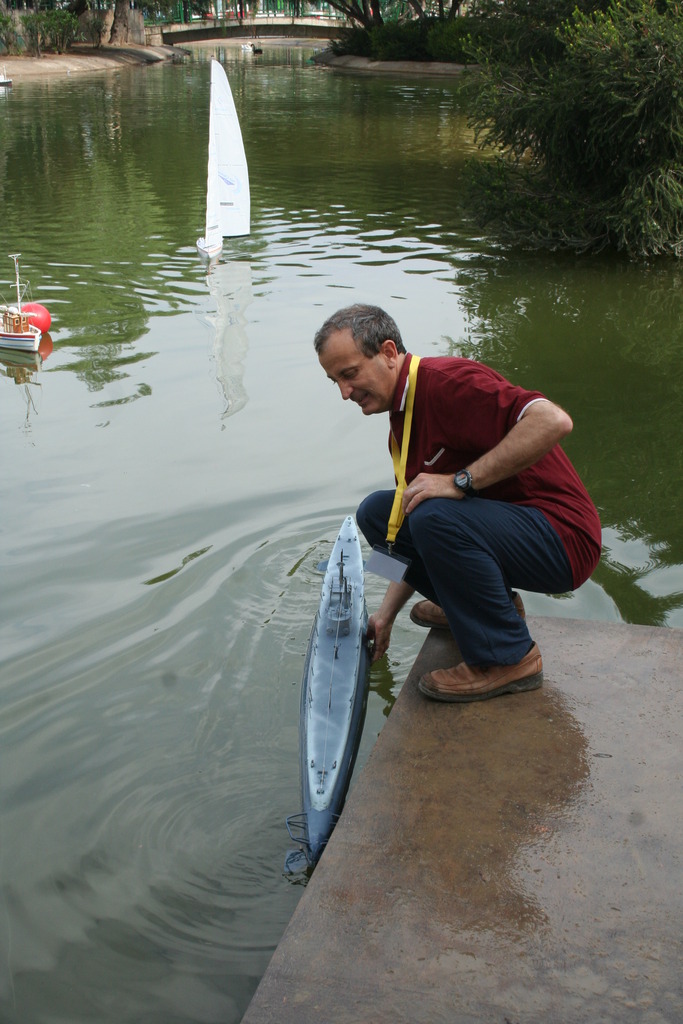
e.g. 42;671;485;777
242;616;682;1024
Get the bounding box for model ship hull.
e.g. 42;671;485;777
0;315;41;351
287;516;371;868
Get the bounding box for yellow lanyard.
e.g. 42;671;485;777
386;356;420;549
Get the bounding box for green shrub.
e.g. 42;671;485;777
610;163;683;257
425;17;485;64
20;12;46;57
466;0;607;64
43;10;80;53
84;12;107;48
0;12;19;55
331;26;373;58
464;0;683;256
369;21;432;62
333;18;481;64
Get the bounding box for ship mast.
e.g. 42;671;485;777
8;253;22;312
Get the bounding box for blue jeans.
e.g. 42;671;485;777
356;490;573;666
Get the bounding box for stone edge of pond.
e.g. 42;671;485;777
242;615;683;1024
313;49;468;76
3;42;469;83
0;43;183;83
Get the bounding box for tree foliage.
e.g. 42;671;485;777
20;9;80;56
0;12;18;54
324;0;382;29
326;0;463;30
466;0;610;63
463;0;683;257
332;15;484;61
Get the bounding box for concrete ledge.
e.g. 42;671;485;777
314;51;467;77
243;617;682;1023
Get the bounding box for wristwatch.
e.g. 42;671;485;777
454;469;477;495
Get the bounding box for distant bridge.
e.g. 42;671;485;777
150;16;345;47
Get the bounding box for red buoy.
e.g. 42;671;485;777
22;302;52;333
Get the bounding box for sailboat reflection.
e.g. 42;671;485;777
0;332;53;425
0;331;53;381
205;261;252;423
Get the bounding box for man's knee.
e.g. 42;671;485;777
409;499;454;542
405;501;442;561
356;494;370;538
409;498;485;558
356;490;392;545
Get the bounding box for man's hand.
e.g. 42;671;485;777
366;579;416;662
402;473;460;515
366;612;393;663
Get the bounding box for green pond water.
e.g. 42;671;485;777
1;40;682;1024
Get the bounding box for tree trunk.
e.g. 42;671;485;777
405;0;426;19
108;0;130;45
326;0;376;27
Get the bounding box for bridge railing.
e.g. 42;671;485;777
144;2;345;26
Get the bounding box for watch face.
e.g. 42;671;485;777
455;471;470;490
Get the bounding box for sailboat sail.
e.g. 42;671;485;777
197;60;250;258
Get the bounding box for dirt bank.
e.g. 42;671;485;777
1;43;182;83
1;40;466;84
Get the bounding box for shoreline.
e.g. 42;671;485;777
1;40;466;83
313;49;466;77
0;43;182;83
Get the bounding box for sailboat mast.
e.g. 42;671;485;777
9;253;22;312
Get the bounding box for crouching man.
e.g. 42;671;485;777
314;304;601;702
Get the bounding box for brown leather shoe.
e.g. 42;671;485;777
410;592;525;629
418;643;543;703
409;599;450;628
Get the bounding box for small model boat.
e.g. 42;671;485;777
1;255;51;353
286;516;371;870
0;66;12;88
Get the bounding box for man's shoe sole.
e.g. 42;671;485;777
417;669;543;703
410;593;525;630
410;604;449;629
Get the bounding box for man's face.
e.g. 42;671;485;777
318;328;400;416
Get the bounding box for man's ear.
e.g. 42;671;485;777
379;338;399;366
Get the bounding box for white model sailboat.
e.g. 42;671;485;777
196;60;250;259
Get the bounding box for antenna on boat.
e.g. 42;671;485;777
8;253;22;311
